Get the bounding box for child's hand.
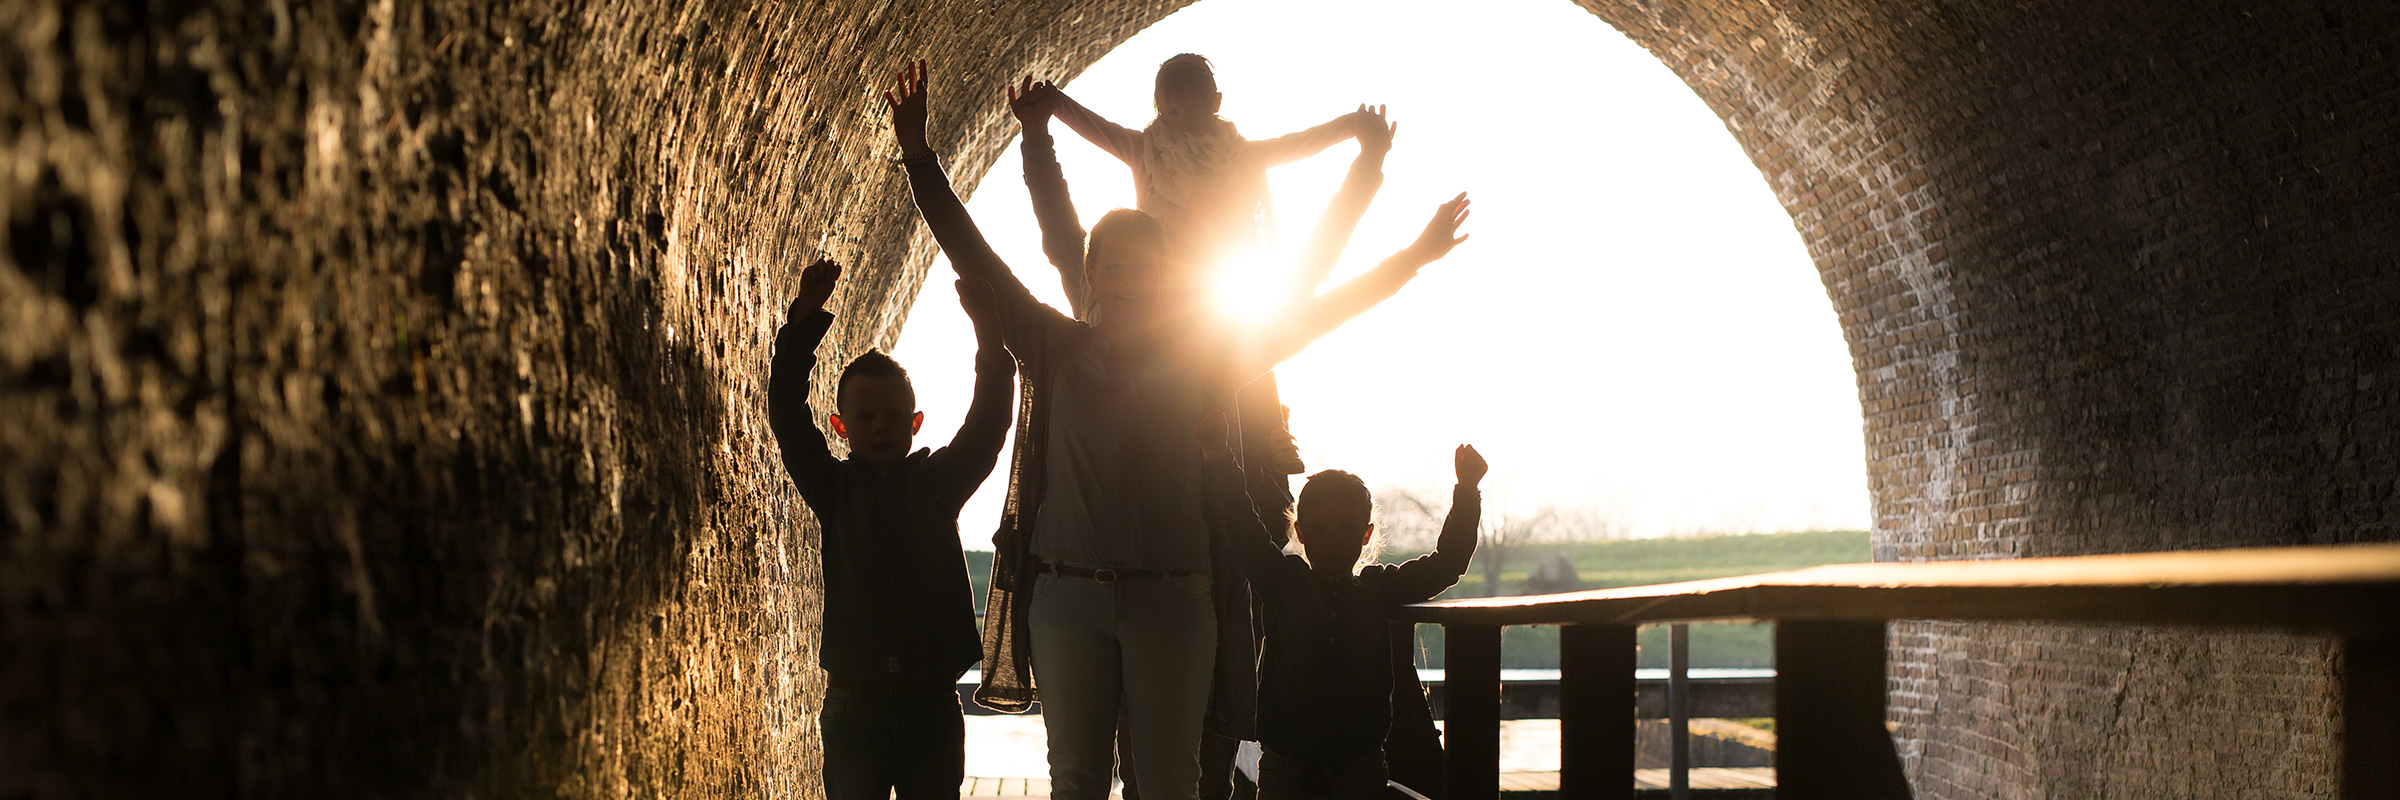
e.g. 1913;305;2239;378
1404;193;1472;264
1455;444;1488;488
1193;411;1233;462
882;59;932;157
1008;76;1058;127
797;258;842;312
1354;104;1394;156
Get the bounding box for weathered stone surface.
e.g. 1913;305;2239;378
0;0;1182;796
1566;2;2396;796
6;0;2398;797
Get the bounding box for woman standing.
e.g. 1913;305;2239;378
882;60;1470;800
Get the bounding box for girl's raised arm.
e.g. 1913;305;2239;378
1050;91;1146;166
1249;108;1364;166
1011;78;1095;320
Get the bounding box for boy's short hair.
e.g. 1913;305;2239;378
1296;469;1374;529
836;350;914;409
1154;53;1218;106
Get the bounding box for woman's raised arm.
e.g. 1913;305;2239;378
1226;193;1472;383
884;60;1076;342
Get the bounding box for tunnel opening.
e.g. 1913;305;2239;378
7;0;2398;797
889;0;1870;784
898;0;1869;557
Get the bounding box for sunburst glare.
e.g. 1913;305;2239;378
896;0;1869;545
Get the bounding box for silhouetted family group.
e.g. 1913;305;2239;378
768;56;1481;800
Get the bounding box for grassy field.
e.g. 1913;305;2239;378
1430;529;1870;597
963;529;1871;669
1411;530;1868;668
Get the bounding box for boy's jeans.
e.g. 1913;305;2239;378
1030;571;1218;800
1257;750;1388;800
821;682;965;800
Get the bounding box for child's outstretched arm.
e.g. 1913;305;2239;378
1387;445;1488;603
766;259;847;501
1011;77;1094;319
1249;105;1370;166
1285;105;1393;303
926;277;1019;503
1226;192;1471;383
1048;90;1145;167
884;60;1076;343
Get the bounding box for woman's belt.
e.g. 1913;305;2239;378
825;675;959;696
1039;560;1201;584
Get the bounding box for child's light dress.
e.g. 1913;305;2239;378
1054;105;1354;268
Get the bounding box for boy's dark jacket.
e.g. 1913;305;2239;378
767;306;1013;684
1209;457;1479;762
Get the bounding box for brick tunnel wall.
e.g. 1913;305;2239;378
1561;0;2400;797
0;0;1186;796
6;0;2400;797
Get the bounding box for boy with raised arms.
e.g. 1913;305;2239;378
1201;413;1485;800
767;258;1015;800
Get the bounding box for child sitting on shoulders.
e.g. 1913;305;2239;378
766;258;1016;800
1197;414;1486;800
1049;53;1372;268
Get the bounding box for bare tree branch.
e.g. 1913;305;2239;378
1368;483;1640;596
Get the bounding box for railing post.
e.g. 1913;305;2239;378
2347;635;2400;798
1669;623;1691;800
1387;621;1446;800
1774;620;1909;800
1558;624;1636;800
1444;624;1502;800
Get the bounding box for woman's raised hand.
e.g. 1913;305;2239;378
1404;193;1472;264
882;59;932;157
1008;75;1060;127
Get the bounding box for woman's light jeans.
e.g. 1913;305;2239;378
1030;571;1218;800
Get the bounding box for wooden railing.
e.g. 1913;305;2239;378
1395;543;2400;800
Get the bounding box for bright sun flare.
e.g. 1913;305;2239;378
1208;255;1287;322
897;0;1870;543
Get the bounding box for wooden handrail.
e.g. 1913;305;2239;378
1399;543;2400;799
1396;542;2400;633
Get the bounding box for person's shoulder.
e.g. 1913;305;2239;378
893;447;941;476
828;448;933;478
1256;551;1312;582
1354;563;1408;587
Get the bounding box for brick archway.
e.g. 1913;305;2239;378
4;1;2396;797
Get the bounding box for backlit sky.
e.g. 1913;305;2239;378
892;0;1870;544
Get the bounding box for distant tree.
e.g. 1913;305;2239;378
1472;507;1561;597
1379;486;1568;596
1371;485;1447;553
1524;550;1582;595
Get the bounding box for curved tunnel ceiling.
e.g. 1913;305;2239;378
3;0;2396;796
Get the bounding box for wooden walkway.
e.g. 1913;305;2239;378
1498;768;1776;791
960;770;1777;799
960;776;1056;798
